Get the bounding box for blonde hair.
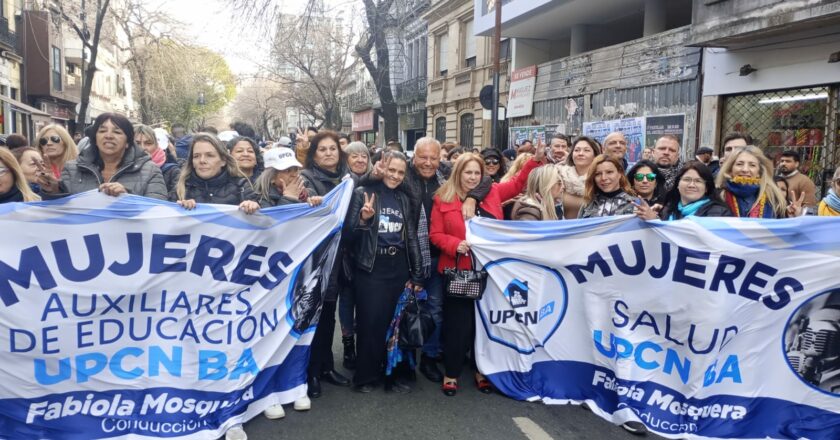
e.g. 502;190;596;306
715;145;786;217
175;133;249;200
500;153;533;183
0;148;41;201
36;124;78;168
436;152;484;203
583;155;633;203
521;166;562;220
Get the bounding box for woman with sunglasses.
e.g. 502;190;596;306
818;166;840;216
36;124;78;179
480;148;505;183
636;162;733;220
626;160;666;206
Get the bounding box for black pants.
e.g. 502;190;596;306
442;295;477;378
308;299;336;377
353;251;409;386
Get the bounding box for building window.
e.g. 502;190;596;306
420;36;427;78
500;38;511;60
463;19;476;68
459;113;474;148
436;32;448;77
52;46;62;92
435;116;447;143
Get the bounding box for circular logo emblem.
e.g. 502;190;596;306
477;259;568;354
782;287;840;396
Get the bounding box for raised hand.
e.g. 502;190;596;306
534;141;547;163
34;157;59;193
787;190;806;217
371;152;392;180
360;192;376;221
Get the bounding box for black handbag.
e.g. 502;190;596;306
443;252;488;300
398;290;435;350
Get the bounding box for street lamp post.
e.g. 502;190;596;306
490;0;502;150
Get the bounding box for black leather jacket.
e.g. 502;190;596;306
344;182;424;286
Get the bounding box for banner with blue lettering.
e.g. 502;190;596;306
468;215;840;439
0;180;353;439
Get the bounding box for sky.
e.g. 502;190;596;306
140;0;358;76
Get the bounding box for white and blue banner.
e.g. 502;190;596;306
469;215;840;439
0;181;353;439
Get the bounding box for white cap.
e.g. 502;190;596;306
264;147;303;171
153;128;169;150
218;130;239;142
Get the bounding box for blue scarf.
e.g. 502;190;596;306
667;197;709;220
824;189;840;212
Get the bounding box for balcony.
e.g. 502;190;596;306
396;76;427;105
349;88;377;112
0;18;17;51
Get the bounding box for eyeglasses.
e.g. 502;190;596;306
634;173;656;182
679;177;705;186
0;166;8;177
39;135;62;146
485;159;500;165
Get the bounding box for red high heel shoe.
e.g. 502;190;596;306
475;377;492;394
441;380;458;397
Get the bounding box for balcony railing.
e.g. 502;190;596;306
396;76;427;104
349;88;376;112
0;18;17;50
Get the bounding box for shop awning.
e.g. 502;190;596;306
0;94;51;116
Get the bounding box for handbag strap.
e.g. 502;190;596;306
454;250;480;271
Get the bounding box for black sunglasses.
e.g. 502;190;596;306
485;159;500;165
39;135;62;146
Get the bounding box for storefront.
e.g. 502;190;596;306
351;109;377;146
721;86;834;187
0;94;52;141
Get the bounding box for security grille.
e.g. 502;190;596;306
722;85;837;194
460;113;474;148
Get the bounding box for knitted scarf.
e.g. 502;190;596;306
819;189;840;216
724;176;774;218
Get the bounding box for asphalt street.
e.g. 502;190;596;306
240;334;658;440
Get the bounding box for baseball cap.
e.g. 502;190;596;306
218;130;239;142
264;147;303;171
275;136;293;148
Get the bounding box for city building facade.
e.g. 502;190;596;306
692;0;840;193
474;0;695;159
426;0;510;149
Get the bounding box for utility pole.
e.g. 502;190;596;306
490;0;502;150
79;0;88;129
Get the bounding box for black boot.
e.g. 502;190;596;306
419;354;443;383
342;335;356;370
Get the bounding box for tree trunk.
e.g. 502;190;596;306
381;101;398;142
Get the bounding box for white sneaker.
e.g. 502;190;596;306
225;425;248;440
293;396;311;411
263;404;286;419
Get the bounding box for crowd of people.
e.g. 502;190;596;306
1;114;839;440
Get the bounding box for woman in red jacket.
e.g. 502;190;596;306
429;149;543;396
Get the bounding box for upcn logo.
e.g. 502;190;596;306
489;279;556;326
478;260;567;354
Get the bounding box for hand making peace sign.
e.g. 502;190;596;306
360;192;376;222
